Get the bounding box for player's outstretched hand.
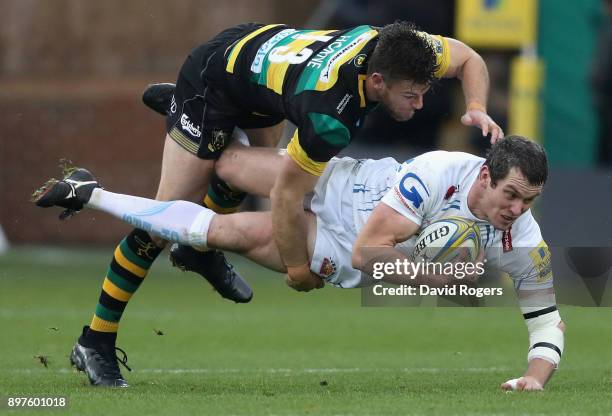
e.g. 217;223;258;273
460;109;504;144
501;376;544;392
285;264;325;292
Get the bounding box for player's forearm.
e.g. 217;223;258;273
270;185;309;268
458;51;490;110
523;319;565;387
508;291;565;390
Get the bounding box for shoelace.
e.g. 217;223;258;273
114;347;132;372
96;346;132;377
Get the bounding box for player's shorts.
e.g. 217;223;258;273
308;157;377;288
167;23;284;160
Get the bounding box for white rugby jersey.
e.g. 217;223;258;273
351;151;553;290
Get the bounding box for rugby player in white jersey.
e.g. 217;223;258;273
34;135;563;391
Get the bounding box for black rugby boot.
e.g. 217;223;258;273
70;326;131;388
142;83;176;116
170;245;253;303
32;161;100;220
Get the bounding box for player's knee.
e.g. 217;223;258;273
215;145;244;185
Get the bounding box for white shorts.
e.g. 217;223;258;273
308;157;377;288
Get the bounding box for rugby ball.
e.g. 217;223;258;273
411;217;481;263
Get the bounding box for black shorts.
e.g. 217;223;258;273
167;23;284;159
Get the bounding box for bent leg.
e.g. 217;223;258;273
201;122;286;212
86;186;317;274
86;134;214;339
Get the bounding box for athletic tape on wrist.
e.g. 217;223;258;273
524;308;564;367
504;378;519;391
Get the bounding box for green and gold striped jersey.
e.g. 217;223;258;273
222;24;450;175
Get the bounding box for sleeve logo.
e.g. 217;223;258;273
528;241;553;283
398;172;429;209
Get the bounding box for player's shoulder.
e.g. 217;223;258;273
399;151;483;180
405;149;482;164
389;151;482;210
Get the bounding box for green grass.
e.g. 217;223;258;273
1;247;612;415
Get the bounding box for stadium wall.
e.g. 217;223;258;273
0;0;320;244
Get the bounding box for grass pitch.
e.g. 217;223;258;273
1;247;612;415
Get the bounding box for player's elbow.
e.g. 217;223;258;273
457;47;486;81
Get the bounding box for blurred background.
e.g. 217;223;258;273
0;0;610;248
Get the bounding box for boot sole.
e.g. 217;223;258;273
31;178;61;207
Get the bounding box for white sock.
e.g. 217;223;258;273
87;188;215;247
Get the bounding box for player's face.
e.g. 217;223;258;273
483;167;543;230
378;79;430;121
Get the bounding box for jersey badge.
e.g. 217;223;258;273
353;53;367;67
319;257;337;278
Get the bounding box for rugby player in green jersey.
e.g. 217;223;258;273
147;21;502;291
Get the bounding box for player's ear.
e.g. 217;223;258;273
369;72;385;90
479;165;491;188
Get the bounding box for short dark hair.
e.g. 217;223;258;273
485;135;548;186
367;21;437;85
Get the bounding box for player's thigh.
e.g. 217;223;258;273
216;144;284;197
243;120;286;148
155;134;215;202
